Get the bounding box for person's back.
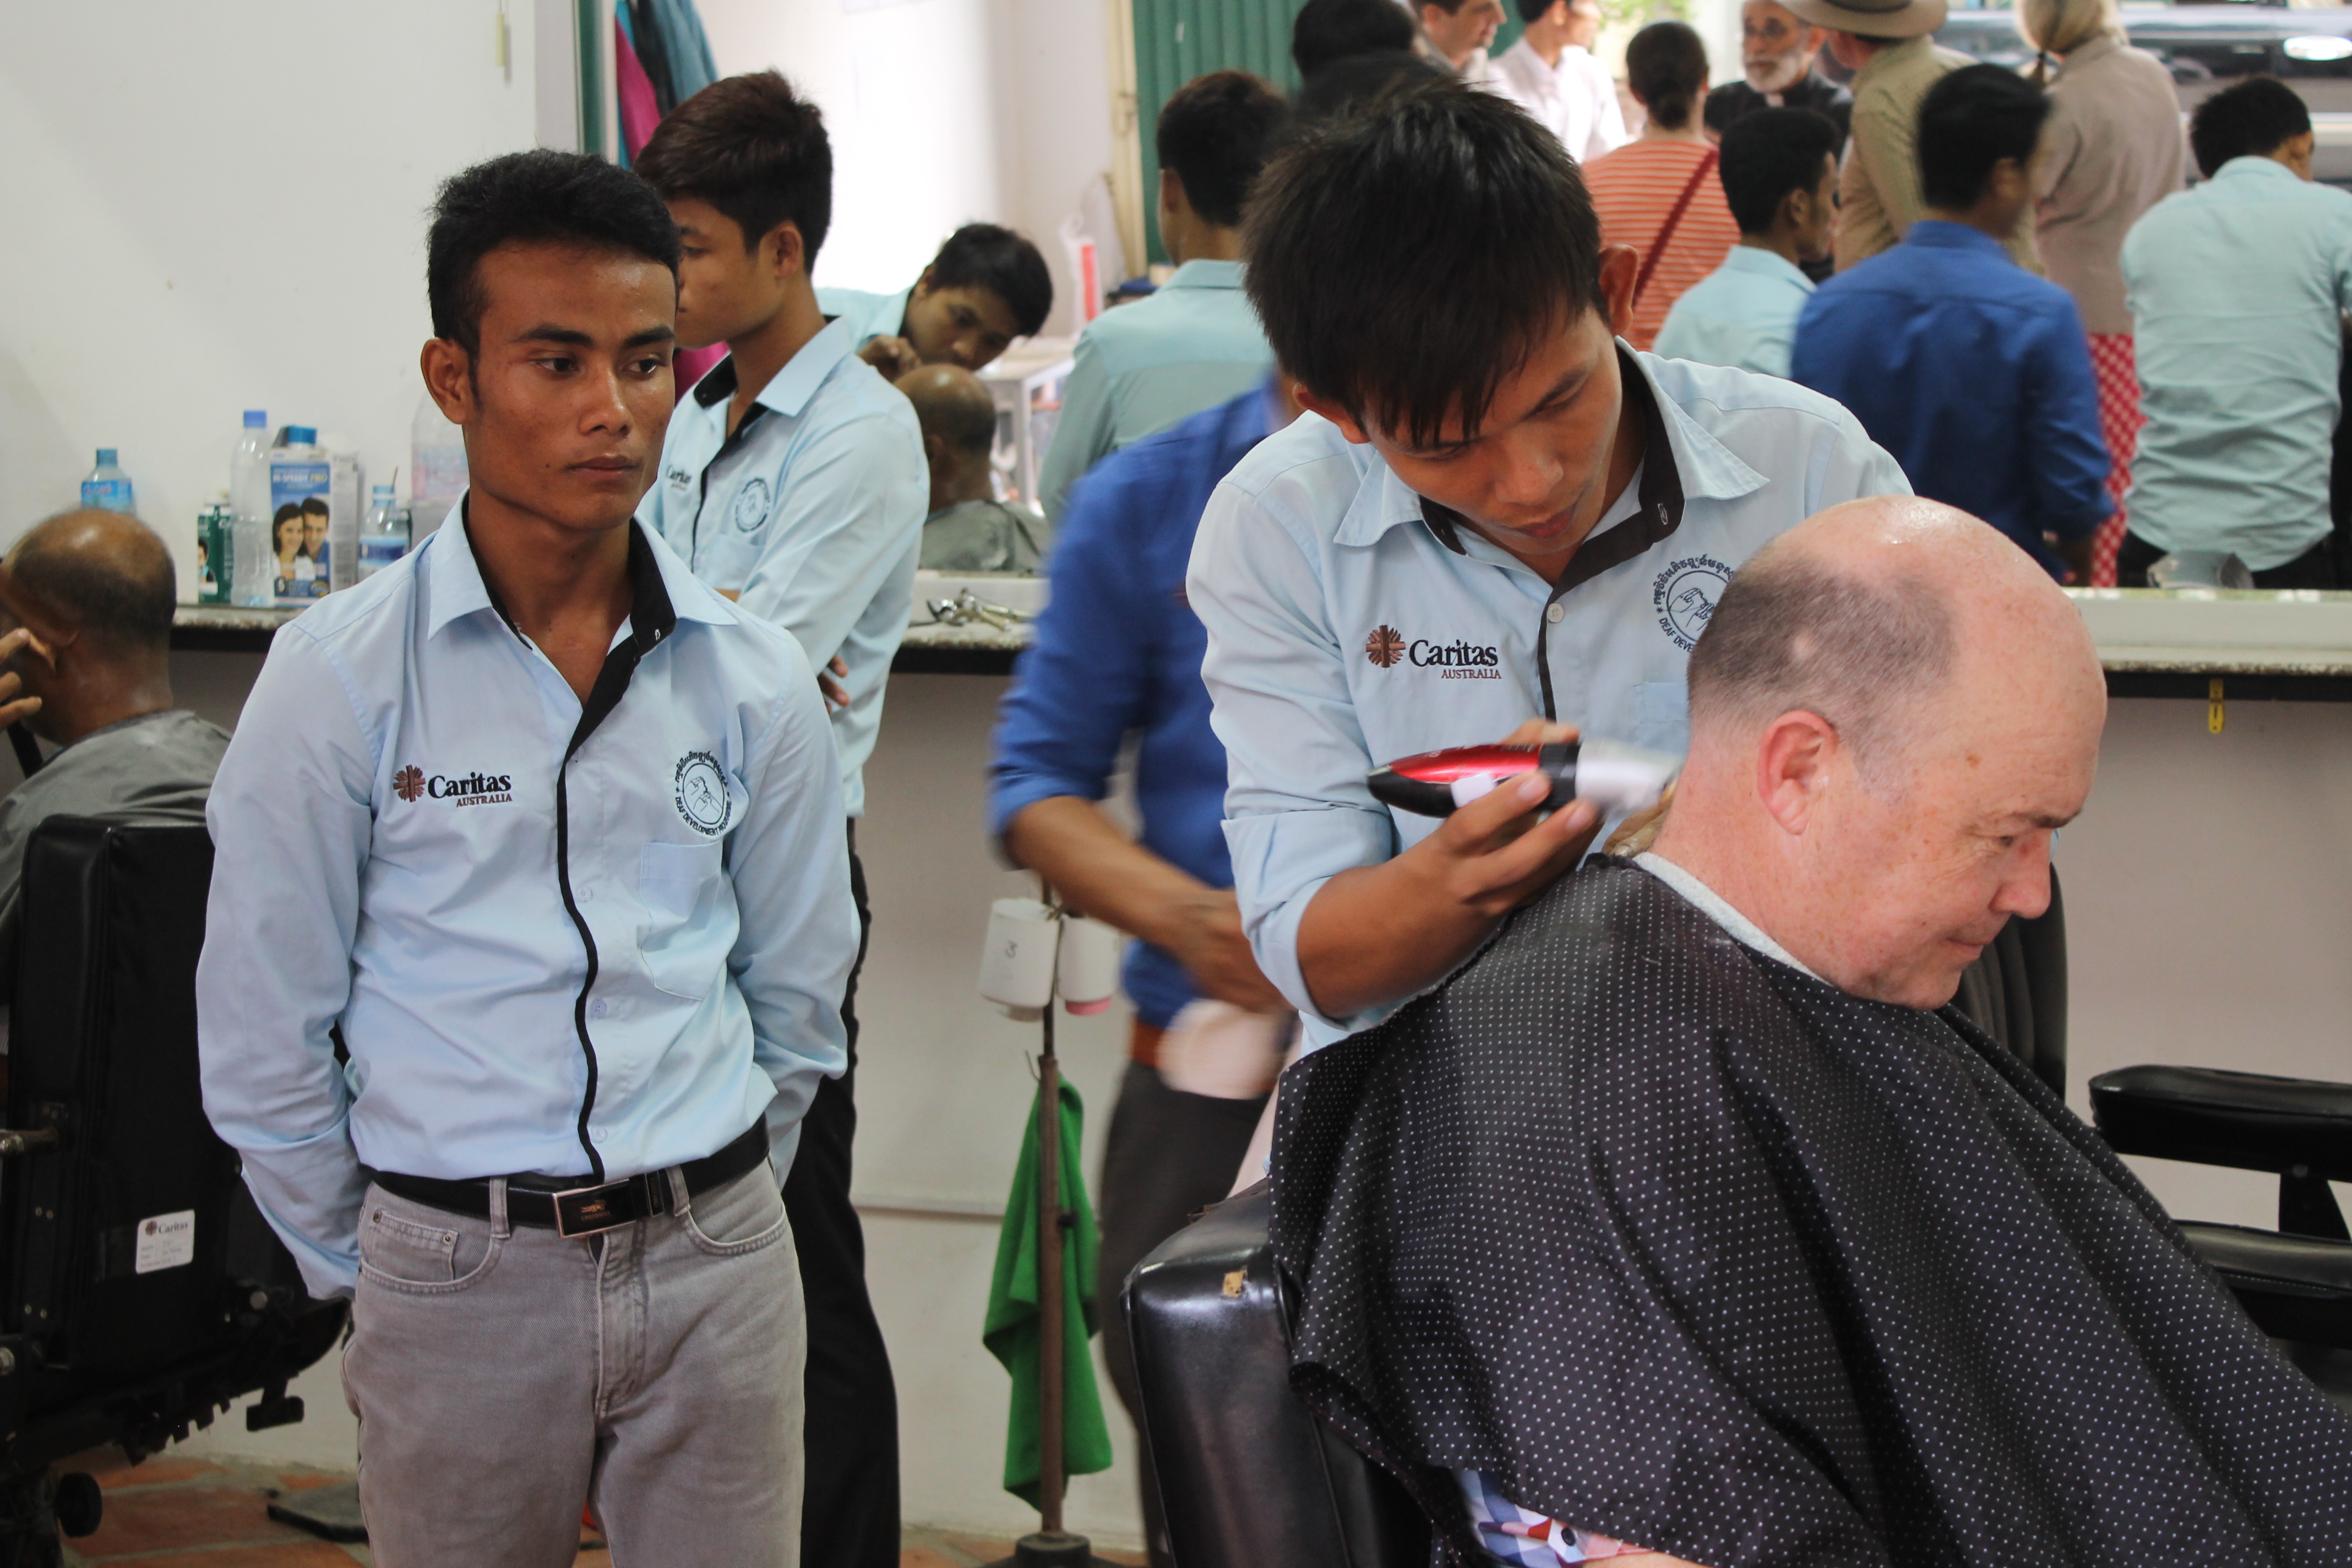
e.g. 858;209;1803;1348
1036;70;1284;521
1794;66;2107;578
1654;105;1840;376
2121;75;2352;585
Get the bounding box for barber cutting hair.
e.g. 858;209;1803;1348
1189;79;1908;1051
198;150;856;1566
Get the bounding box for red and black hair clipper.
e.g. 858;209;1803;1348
1367;737;1679;818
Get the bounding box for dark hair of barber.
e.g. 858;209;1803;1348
1157;70;1292;230
1243;78;1604;448
1627;21;1709;132
924;223;1053;339
426;149;681;361
1293;0;1418;79
2187;74;2311;181
633;69;830;259
1718;106;1843;236
1917;64;2050;212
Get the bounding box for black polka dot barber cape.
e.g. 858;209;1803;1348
1268;858;2352;1567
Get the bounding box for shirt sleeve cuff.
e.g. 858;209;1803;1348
1225;807;1399;1048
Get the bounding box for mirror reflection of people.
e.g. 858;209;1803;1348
1272;498;2352;1566
820;223;1054;382
899;364;1044;573
197;150;858;1567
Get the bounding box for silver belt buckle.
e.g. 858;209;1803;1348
551;1180;636;1238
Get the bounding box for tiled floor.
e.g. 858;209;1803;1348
49;1450;1146;1567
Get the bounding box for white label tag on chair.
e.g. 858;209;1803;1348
134;1210;196;1274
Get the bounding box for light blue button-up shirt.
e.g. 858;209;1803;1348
1654;245;1817;379
1187;351;1908;1051
1037;259;1273;521
2122;155;2352;570
816;285;911;351
197;511;858;1299
641;319;927;816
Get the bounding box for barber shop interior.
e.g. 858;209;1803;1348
12;0;2352;1562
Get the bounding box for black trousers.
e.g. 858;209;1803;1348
1095;1058;1270;1568
783;831;900;1568
2117;530;2341;590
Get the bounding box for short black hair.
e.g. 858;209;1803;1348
1293;0;1417;77
634;70;833;261
300;497;329;518
925;224;1053;337
1918;64;2050;210
2188;75;2311;179
1515;0;1557;25
1245;78;1605;446
427;150;681;359
1718;106;1842;235
1292;48;1450;125
1627;21;1709;132
1157;71;1291;228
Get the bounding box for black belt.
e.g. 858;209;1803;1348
373;1121;769;1238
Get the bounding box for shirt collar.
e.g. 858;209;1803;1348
2213;154;2305;187
1333;343;1766;556
691;316;857;418
1162;259;1247;291
1902;219;2008;255
426;494;738;643
1636;851;1825;981
1721;245;1817;291
1853;32;1931;87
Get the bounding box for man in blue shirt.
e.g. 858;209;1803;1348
2120;76;2352;589
990;379;1291;1566
198;150;857;1566
1793;65;2109;581
1656;106;1841;378
634;73;922;1568
1037;70;1287;521
818;222;1055;380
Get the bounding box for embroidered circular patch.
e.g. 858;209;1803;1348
673;751;732;835
732;477;772;533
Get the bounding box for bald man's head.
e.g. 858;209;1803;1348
899;364;997;459
4;509;176;658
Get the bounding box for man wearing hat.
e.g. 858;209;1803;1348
1789;0;2037;273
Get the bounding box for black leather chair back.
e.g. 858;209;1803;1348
1953;867;2067;1097
1126;1184;1430;1568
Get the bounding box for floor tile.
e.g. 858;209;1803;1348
70;1485;303;1558
900;1549;970;1568
94;1457;226;1491
135;1545;364;1567
944;1534;1015;1562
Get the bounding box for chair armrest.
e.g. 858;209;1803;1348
2089;1065;2352;1180
2177;1221;2352;1352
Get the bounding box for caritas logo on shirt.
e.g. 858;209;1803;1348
394;765;515;807
1364;624;1501;678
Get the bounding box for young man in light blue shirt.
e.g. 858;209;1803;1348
1655;106;1841;378
2120;75;2352;588
633;71;923;1568
198;150;856;1567
1189;81;1907;1063
818;221;1054;379
1037;70;1288;521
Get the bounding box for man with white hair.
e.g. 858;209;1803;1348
1269;497;2352;1567
1702;0;1852;147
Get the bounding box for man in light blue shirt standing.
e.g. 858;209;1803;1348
198;150;856;1567
1656;106;1841;378
818;222;1055;379
1037;70;1288;521
633;72;924;1568
2120;75;2352;587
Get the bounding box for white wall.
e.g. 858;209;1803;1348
0;3;546;590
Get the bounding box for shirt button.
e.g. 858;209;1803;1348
1545;603;1565;624
577;885;594;903
591;999;610;1019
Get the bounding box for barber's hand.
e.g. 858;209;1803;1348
1407;767;1602;921
1602;782;1674;858
818;655;851;711
1499;718;1578;748
1165;888;1290;1012
0;629;44;732
858;335;922;382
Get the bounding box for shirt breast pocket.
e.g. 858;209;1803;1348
637;840;729;1000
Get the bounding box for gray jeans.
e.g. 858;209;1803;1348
342;1164;804;1568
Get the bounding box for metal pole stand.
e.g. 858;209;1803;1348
988;914;1119;1568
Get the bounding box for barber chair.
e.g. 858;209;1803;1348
0;819;345;1565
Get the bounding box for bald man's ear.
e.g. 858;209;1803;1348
1754;710;1838;837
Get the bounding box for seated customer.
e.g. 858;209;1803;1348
1794;66;2108;580
1271;497;2352;1568
0;509;224;961
1654;106;1840;378
899;363;1044;573
2119;76;2352;589
819;221;1054;380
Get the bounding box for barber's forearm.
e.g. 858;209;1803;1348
1294;857;1503;1022
1003;795;1222;950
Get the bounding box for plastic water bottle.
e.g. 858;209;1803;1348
357;484;411;581
230;411;274;607
80;449;134;514
411;394;468;539
269;427;333;606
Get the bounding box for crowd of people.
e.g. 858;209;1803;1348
0;2;2310;1566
